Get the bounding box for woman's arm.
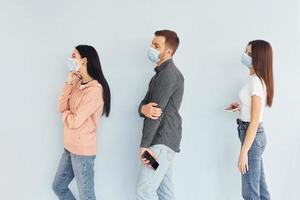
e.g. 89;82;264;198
238;95;262;174
57;83;73;113
62;87;103;129
58;72;81;112
242;96;262;152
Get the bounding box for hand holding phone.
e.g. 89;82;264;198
225;102;240;112
142;150;159;170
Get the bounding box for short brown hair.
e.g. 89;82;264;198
155;30;180;55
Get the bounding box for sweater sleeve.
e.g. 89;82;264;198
140;72;177;148
58;83;73;113
138;91;150;118
62;87;104;129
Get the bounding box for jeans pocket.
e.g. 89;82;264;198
253;133;266;150
166;149;175;162
150;145;163;158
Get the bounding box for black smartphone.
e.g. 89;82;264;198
142;150;159;170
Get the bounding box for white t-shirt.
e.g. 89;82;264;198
238;74;267;122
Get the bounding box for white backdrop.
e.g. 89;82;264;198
0;0;299;199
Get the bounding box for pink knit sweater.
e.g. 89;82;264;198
58;79;104;156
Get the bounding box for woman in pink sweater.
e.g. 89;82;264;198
52;45;111;200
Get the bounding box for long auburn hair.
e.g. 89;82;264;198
248;40;274;107
75;45;111;116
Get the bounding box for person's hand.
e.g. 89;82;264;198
66;71;81;85
225;102;240;112
140;147;157;168
141;102;162;119
238;150;248;174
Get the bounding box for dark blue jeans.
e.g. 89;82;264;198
52;149;96;200
237;119;271;200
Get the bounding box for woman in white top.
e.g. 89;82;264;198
226;40;274;199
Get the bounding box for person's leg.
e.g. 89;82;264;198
157;164;175;200
239;124;267;200
136;145;175;200
242;157;262;200
52;149;76;200
71;153;96;200
241;134;265;200
260;160;270;200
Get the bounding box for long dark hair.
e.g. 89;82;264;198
248;40;274;107
75;45;111;116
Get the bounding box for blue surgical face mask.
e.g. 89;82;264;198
148;47;160;63
67;58;80;71
241;53;252;68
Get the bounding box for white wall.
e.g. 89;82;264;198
0;0;299;199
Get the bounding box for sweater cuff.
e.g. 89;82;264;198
138;103;146;118
61;110;72;123
61;83;73;95
64;82;73;89
140;139;151;149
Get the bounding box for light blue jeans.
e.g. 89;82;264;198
237;119;271;200
136;144;176;200
52;149;96;200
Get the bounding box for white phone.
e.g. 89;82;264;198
224;107;239;112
